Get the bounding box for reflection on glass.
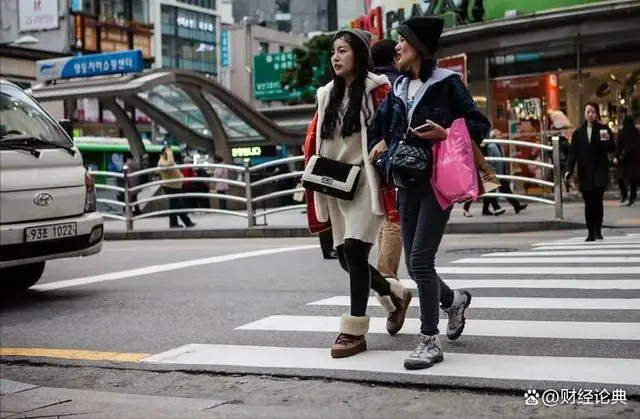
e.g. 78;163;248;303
203;91;260;139
137;84;262;140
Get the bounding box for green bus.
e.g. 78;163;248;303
74;137;182;184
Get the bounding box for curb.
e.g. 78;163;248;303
103;220;603;240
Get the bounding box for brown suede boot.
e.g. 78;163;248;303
376;278;412;336
330;314;369;358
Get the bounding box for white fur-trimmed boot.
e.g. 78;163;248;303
376;278;412;336
330;314;369;358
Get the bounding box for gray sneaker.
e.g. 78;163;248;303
403;334;443;370
443;289;472;341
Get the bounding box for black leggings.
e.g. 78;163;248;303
336;239;391;317
582;188;605;235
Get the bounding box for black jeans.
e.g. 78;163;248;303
336;239;391;317
482;180;523;213
398;184;454;336
619;179;638;203
164;187;193;227
217;190;227;210
582;188;605;235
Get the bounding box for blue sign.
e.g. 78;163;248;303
220;31;229;68
71;0;82;12
36;50;144;82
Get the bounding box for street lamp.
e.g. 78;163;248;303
0;35;39;47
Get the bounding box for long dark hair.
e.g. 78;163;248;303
401;57;436;82
320;33;371;140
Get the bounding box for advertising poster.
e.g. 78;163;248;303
437;53;467;85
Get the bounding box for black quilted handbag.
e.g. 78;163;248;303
389;134;432;189
302;155;362;201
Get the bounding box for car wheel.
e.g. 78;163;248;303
1;262;46;292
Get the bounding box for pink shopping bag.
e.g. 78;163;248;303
431;118;479;210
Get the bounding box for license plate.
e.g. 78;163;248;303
25;222;77;243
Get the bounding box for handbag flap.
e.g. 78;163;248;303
303;155;361;193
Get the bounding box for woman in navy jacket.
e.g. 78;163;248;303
565;103;615;241
368;16;490;370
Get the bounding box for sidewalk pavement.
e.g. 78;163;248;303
103;200;639;240
0;379;224;418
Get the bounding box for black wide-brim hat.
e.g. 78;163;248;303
397;17;444;56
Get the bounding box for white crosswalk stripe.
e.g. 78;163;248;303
143;234;640;389
534;244;640;250
237;315;640;340
307;296;640;310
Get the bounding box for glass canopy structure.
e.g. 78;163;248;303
29;69;309;162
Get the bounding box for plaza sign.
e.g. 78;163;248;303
352;0;484;39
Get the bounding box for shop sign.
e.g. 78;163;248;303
231;146;278;159
437;53;467;85
36;50;144;82
177;15;214;32
253;52;301;102
349;7;384;42
18;0;59;31
232;147;263;158
220;30;229;68
355;0;484;38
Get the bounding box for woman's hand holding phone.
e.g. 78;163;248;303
411;120;447;141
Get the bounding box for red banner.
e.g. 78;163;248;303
545;73;560;113
437;54;467;85
349;6;384;43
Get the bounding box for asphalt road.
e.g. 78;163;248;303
2;228;640;416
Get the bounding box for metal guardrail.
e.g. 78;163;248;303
90;137;565;230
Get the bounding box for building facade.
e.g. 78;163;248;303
341;0;640;133
0;0;71;118
227;23;306;105
152;0;221;76
232;0;338;34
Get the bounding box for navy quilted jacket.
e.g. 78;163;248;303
368;68;490;184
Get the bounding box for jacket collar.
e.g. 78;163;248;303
393;67;459;128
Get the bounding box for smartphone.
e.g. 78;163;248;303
412;121;435;133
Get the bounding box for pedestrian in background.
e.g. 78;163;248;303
370;16;490;370
180;156;197;209
484;141;527;215
565;103;615;241
371;38;404;281
614;116;640;207
158;145;195;228
371;39;402;85
304;28;412;359
213;156;229;210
